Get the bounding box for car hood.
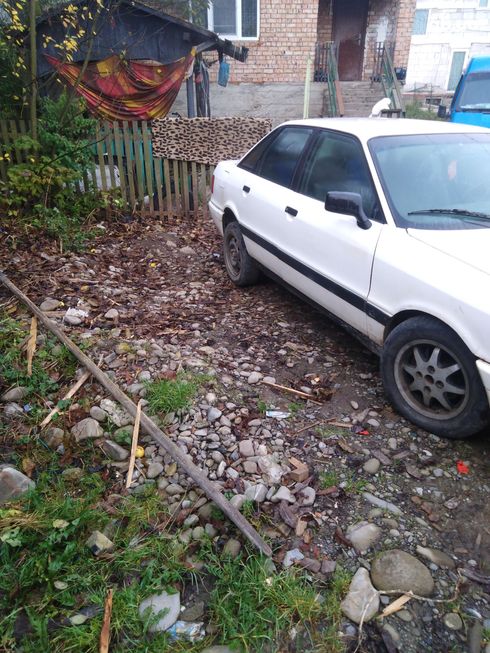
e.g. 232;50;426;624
407;228;490;276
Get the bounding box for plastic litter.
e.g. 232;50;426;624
266;410;290;419
166;620;205;642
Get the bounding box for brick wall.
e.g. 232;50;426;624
392;0;417;73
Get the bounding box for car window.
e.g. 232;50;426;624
239;130;278;172
256;127;313;188
298;130;379;219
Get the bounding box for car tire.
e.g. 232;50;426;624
223;221;260;287
381;316;489;439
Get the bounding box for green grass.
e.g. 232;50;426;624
319;470;340;488
405;102;444;121
145;373;201;415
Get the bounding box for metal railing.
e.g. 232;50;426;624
372;41;405;117
314;42;344;117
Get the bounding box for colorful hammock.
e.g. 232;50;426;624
45;50;195;121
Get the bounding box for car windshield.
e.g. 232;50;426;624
455;71;490;111
368;132;490;229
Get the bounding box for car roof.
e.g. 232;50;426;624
282;117;489;141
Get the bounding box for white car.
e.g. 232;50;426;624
209;118;490;439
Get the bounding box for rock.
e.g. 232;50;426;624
230;494;245;510
468;621;483;653
243;460;258;474
363;458;380;475
244;484;267;503
321;559;337;575
71;418;103;442
139;590;180;632
416;546;455;569
99;399;132;427
298;486;316;506
347;522;382;553
45;427;64;449
40;297;61;311
166;483;185;496
64;308;87;325
257;455;285;485
443;613;463;631
1;387;28;402
61;467;84;482
283;548;304;568
104;308;119;319
192;526;205;540
298;558;321;573
271;486;295;503
247;371;263;384
207;407;222;422
341;568;379;624
201;647;235;653
239;439;255;457
0;466;35;503
362;492;402;515
101;440;129;461
222;539;241;559
4;403;24;419
86;531;114;556
181;601;205;622
180;246;196;256
147;462;164;479
90;406;108;422
371;550;434;597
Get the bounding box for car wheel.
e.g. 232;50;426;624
223;221;260;286
381;316;489;439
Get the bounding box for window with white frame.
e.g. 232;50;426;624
204;0;259;39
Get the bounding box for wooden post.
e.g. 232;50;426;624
186;77;196;118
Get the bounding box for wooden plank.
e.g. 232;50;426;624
141;121;154;215
1;120;12;179
89;160;98;193
103;121;117;190
95;123;108;192
122;121;137;211
200;164;207;220
132;121;146;208
172;159;181;216
181;160;190;216
0;120;7;181
112;122;128;206
191;161;198;219
18;120;27;163
163;158;172;217
153;158;164;218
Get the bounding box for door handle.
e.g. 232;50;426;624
243;185;250;193
285;206;298;216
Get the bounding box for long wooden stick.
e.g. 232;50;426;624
0;272;272;557
261;380;322;404
126;400;142;489
26;317;37;377
99;588;113;653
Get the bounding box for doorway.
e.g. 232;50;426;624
333;0;369;80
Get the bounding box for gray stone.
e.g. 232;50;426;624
443;613;463;631
207;407;222;422
1;386;28;402
166;483;185;496
363;458;380;475
101;440;129;461
244;484;268;503
62;467;84;482
243;460;258;474
104;308;119;319
298;486;316;506
45;427;64;449
139;590;180;632
86;531;114;556
271;486;295;503
347;521;382;553
200;647;235;653
180;246;196;256
382;624;400;645
230;494;246;510
0;466;35;503
416;546;455;569
247;371;263;384
40;297;62;311
239;439;255;457
283;548;304;568
371;550;434;597
99;398;132;427
4;402;24;419
147;462;164;479
362;492;402;515
181;601;205;622
90;406;108;422
222;539;242;558
341;568;379;624
71;417;103;442
321;559;337;575
192;526;205;540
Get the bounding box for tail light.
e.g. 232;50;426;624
211;174;215;195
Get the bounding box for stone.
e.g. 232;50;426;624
104;308;119;319
207;407;222;422
222;539;241;559
321;559;337;575
298;558;321;573
247;371;263;384
363;458;380;475
101;440;129;461
192;526;205;540
416;546;455;569
298;486;316;506
371;550;434;597
347;521;382;553
139;590;180;632
239;439;255;457
201;647;235;653
0;466;35;504
90;406;108;422
341;568;379;624
40;297;61;311
166;483;185;495
443;613;463;631
180;246;196;255
4;402;24;419
45;427;64;449
257;455;285;485
181;601;205;622
271;486;295;503
1;387;28;402
243;460;258;474
362;492;402;515
230;494;246;510
147;462;164;479
71;417;103;442
244;484;267;503
99;399;132;427
86;531;114;556
62;467;84;482
283;548;304;568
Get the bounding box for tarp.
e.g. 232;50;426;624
45;51;195;121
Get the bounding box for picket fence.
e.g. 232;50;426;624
0;119;213;219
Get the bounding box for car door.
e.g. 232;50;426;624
280;129;385;335
231;125;315;275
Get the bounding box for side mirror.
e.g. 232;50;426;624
325;191;372;230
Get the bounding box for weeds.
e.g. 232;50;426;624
145;373;202;415
320;470;340;488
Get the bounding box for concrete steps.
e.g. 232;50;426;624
323;81;386;118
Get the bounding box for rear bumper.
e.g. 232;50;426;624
208;199;224;235
476;359;490;406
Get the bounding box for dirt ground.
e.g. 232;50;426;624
1;214;490;652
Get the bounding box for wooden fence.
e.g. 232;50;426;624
0;119;213;219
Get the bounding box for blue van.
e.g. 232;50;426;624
450;56;490;128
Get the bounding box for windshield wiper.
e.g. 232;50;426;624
408;208;490;220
